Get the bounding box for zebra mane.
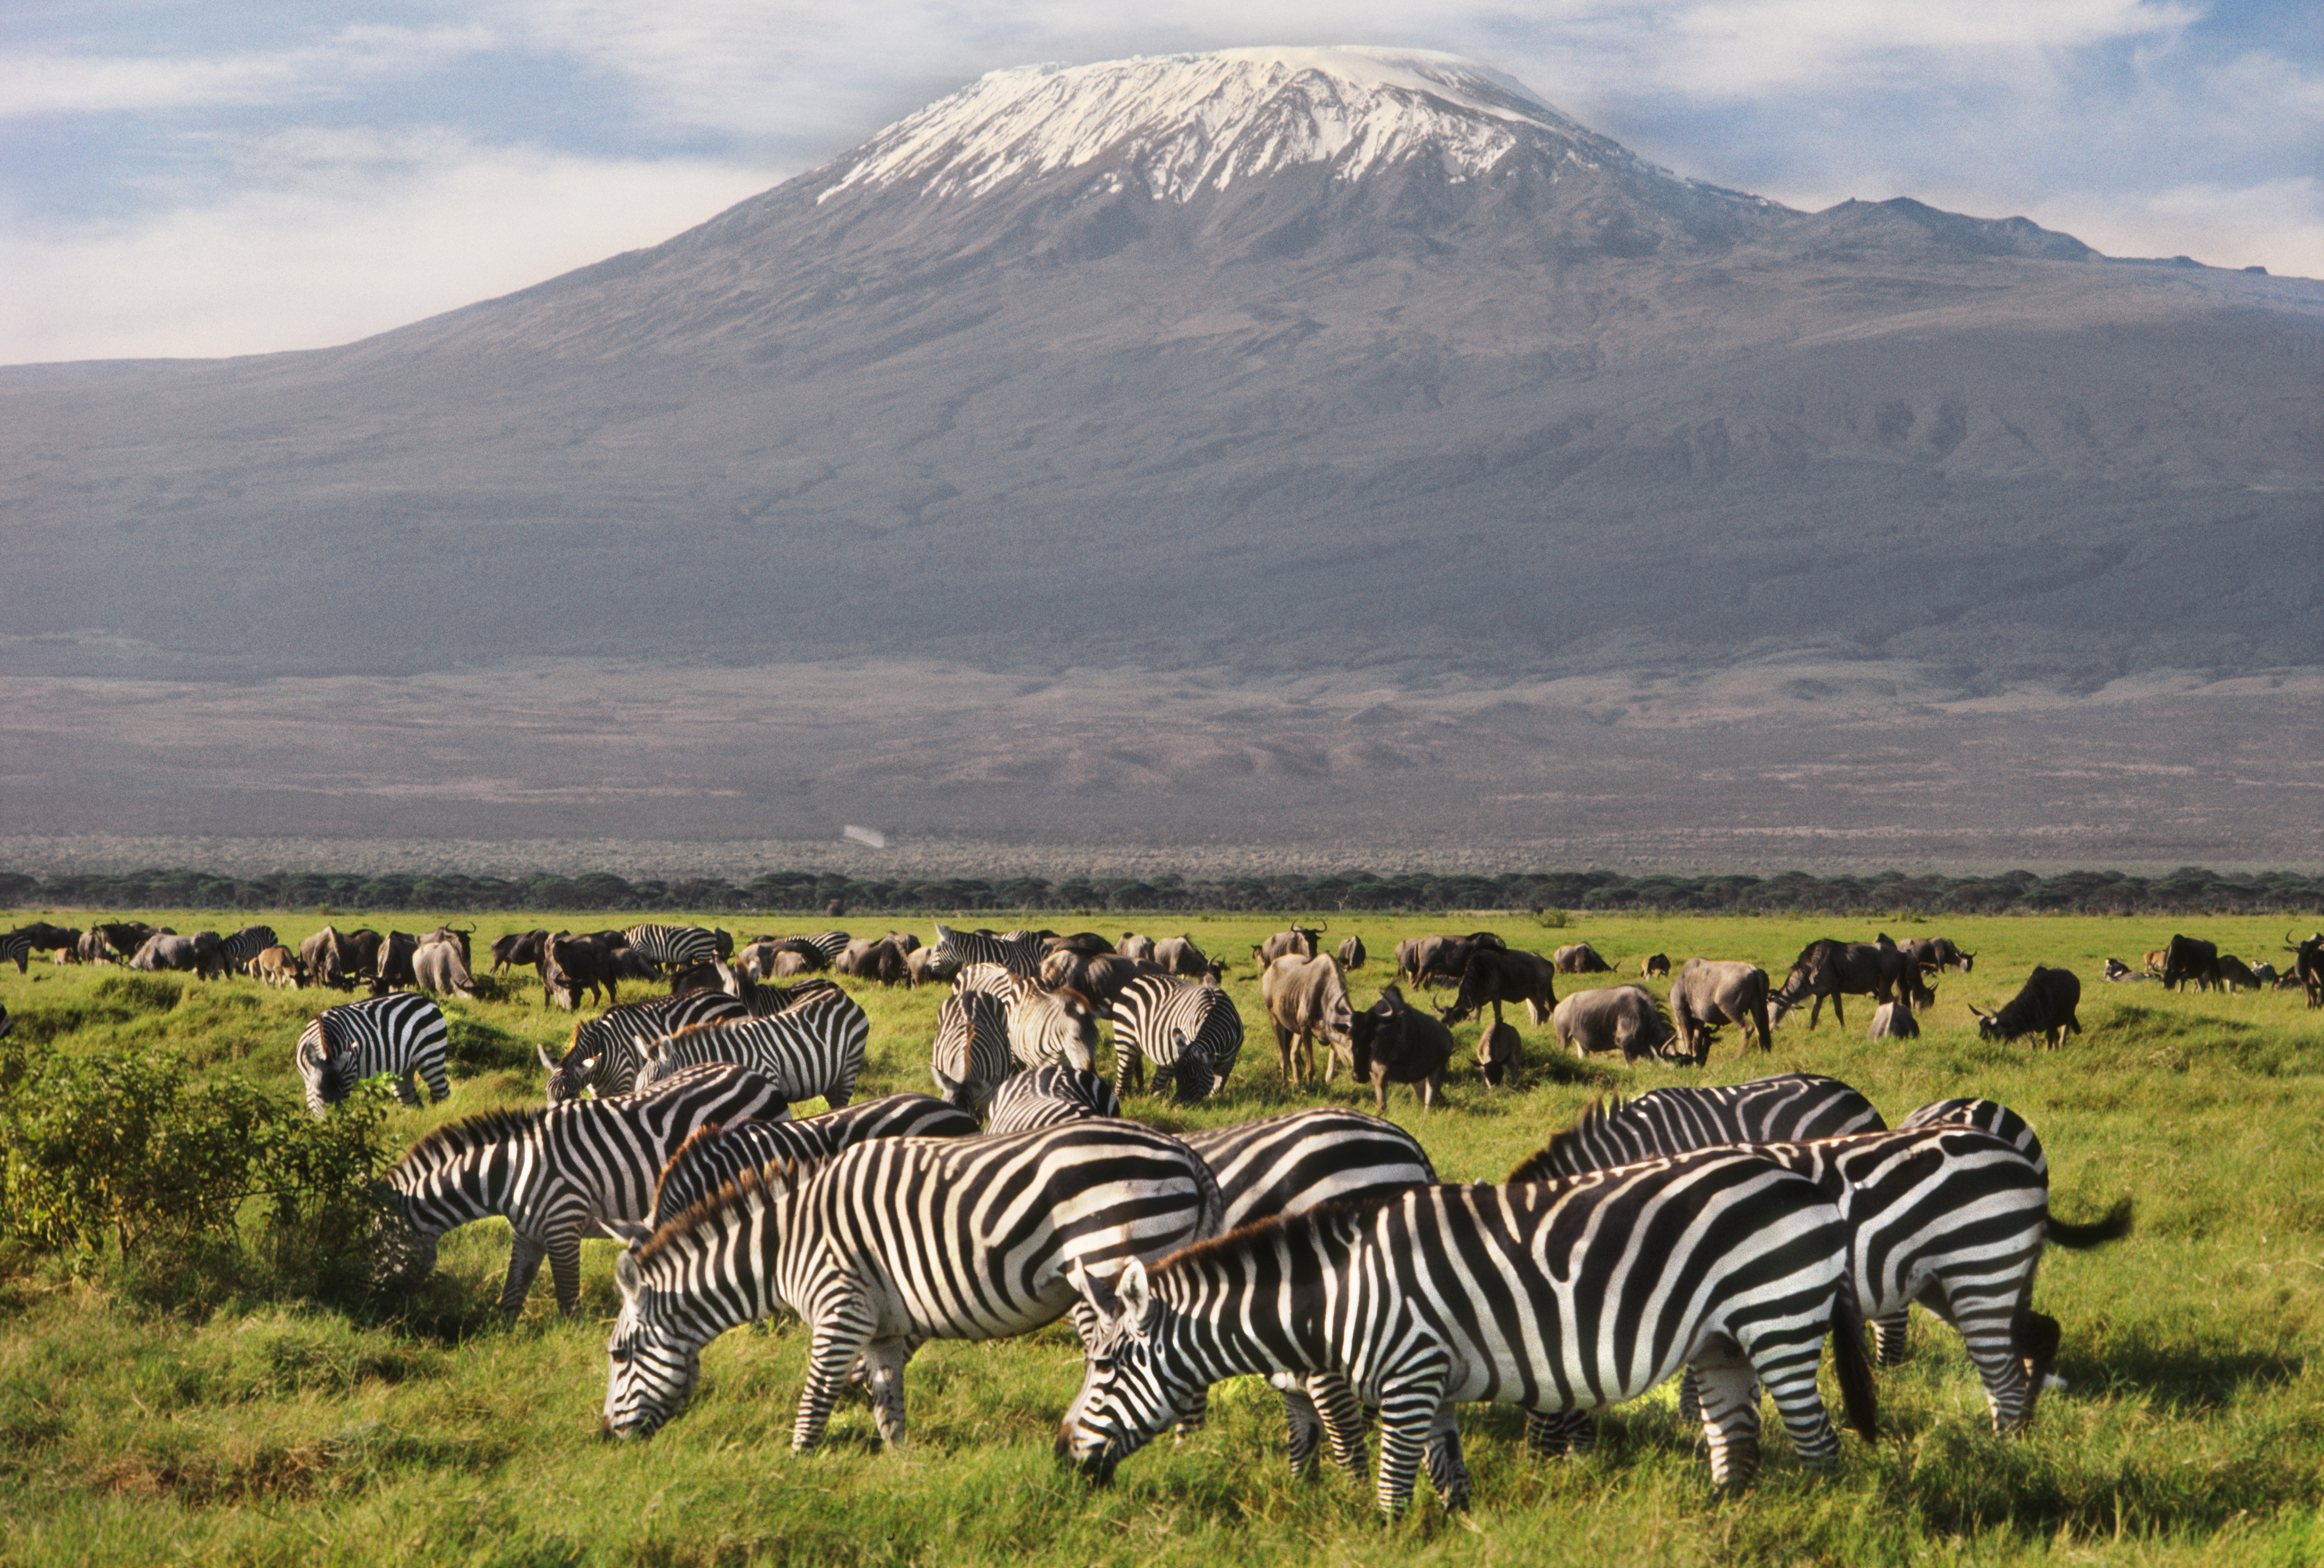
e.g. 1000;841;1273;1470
1506;1094;1630;1184
1153;1194;1383;1275
393;1104;550;1171
650;1120;729;1214
634;1156;803;1269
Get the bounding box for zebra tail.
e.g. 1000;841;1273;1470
1829;1288;1879;1444
2047;1198;2134;1249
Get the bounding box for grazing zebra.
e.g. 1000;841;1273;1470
295;993;453;1116
220;924;280;974
1900;1097;2047;1174
1062;1148;1876;1514
800;929;852;966
933;922;1048;978
953;962;1100;1072
621;924;722;971
931;989;1013;1113
0;933;29;976
1110;972;1245;1099
374;1062;790;1317
649;1092;980;1223
633;993;869;1108
539;991;749;1102
1513;1074;1888;1180
986;1066;1123;1134
600;1121;1226;1446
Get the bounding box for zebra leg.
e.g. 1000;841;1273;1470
1920;1283;2038;1435
1304;1373;1369;1480
1872;1309;1912;1367
392;1072;424;1108
1371;1367;1451;1518
1524;1408;1595;1457
420;1062;452;1105
1276;1380;1323;1475
547;1231;586;1317
1172;1386;1209;1444
499;1233;550;1318
858;1338;911;1447
1691;1340;1765;1491
793;1307;878;1454
1422;1417;1471;1512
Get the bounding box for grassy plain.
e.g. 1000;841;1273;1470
3;907;2321;1567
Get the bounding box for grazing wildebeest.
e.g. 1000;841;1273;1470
1550;942;1615;975
1667;958;1773;1062
836;936;909;985
2285;932;2324;1008
1252;926;1326;968
2159;935;2221;993
543;932;621;1010
1336;934;1366;971
1040;949;1166;1011
337;929;385;983
2217;955;2262;992
2248;962;2278;987
132;930;228;979
93;922;162;965
1260;954;1354;1086
421;925;474;970
1476;1020;1522;1088
1395;932;1502;990
378;931;419;990
1974;968;2082;1048
1153;936;1222;983
1550;984;1683;1063
1769;939;1916;1031
1438;946;1558;1028
1899;937;1975;975
1640;953;1670;978
301;925;351;989
414;939;479;999
1344;986;1453;1112
903;944;957;989
1118;933;1156;962
491;929;550;976
1865;1001;1919;1042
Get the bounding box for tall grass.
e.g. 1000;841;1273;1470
1;908;2319;1564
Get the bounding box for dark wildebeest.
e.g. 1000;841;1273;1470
131;931;227;979
1396;931;1503;990
542;932;621;1010
2249;962;2279;987
2286;932;2324;1008
1551;942;1615;975
1040;949;1167;1012
1975;967;2082;1047
378;931;419;991
338;929;385;983
1640;953;1670;978
1118;933;1156;962
2159;934;2221;993
1260;954;1354;1086
1476;1019;1522;1088
414;938;479;999
1153;936;1221;983
1336;934;1366;971
903;945;957;989
1667;958;1773;1062
1252;926;1326;968
1866;1001;1920;1042
1769;938;1920;1030
2217;955;2262;992
835;936;908;985
44;929;84;964
1550;984;1683;1062
1045;932;1116;957
1438;946;1558;1028
94;921;162;964
491;929;551;976
1344;985;1453;1112
421;925;474;971
300;925;351;989
1899;936;1975;975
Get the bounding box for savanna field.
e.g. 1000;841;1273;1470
3;908;2321;1567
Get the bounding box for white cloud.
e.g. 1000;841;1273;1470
0;135;773;363
0;24;497;117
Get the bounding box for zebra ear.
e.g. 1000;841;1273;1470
612;1246;644;1302
1068;1258;1121;1319
1115;1258;1152;1329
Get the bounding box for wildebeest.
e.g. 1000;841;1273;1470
1549;984;1683;1062
1639;953;1670;978
1769;938;1919;1030
543;932;622;1011
1438;946;1558;1028
1667;958;1773;1062
2287;932;2324;1008
835;936;909;985
1336;934;1366;971
1260;954;1354;1086
1152;936;1223;983
2249;962;2278;987
1974;967;2082;1048
5;921;79;970
1865;1001;1919;1042
337;928;385;983
1476;1020;1522;1088
2217;955;2261;992
1040;948;1167;1011
491;929;550;976
131;930;228;979
2159;934;2221;993
1118;933;1156;962
414;938;479;999
1899;936;1975;974
1394;931;1503;989
1343;985;1453;1112
903;945;957;989
91;922;162;964
377;931;419;991
1044;931;1116;957
1252;926;1326;968
1550;942;1615;975
300;925;351;989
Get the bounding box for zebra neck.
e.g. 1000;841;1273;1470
1157;1232;1346;1381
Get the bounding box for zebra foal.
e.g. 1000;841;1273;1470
599;1121;1225;1448
1061;1148;1876;1514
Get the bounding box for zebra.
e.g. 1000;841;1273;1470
952;962;1101;1074
649;1092;980;1224
0;932;28;976
373;1062;790;1317
1512;1121;2131;1438
1899;1096;2047;1174
931;989;1013;1114
985;1066;1123;1135
219;924;280;974
1061;1148;1877;1514
800;929;852;966
538;991;748;1102
295;992;453;1116
599;1120;1226;1447
933;922;1048;978
633;992;869;1108
621;924;722;972
1110;972;1244;1100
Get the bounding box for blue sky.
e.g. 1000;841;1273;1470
5;0;2318;363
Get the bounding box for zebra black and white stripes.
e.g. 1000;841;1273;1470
621;924;722;971
0;933;29;975
601;1120;1226;1447
1062;1150;1876;1513
375;1062;790;1316
933;923;1049;978
542;991;749;1101
633;993;870;1108
1899;1097;2048;1174
1110;973;1243;1099
985;1066;1122;1135
648;1092;980;1224
220;924;280;973
1508;1074;1888;1181
931;989;1012;1113
295;992;452;1116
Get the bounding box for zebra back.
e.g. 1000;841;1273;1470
546;991;748;1101
1507;1072;1887;1181
985;1066;1123;1134
935;923;1047;978
295;992;451;1116
621;924;722;970
1111;973;1245;1099
221;924;280;971
932;989;1012;1113
635;995;869;1107
650;1092;980;1223
1897;1097;2048;1175
742;977;846;1017
1180;1108;1434;1234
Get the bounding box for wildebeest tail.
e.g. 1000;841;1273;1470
2047;1197;2133;1249
1829;1287;1878;1443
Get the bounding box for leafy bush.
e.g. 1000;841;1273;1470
0;1039;398;1311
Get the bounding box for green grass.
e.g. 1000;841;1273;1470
3;908;2322;1564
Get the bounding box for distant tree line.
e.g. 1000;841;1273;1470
4;865;2322;917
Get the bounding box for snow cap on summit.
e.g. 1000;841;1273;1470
819;46;1624;206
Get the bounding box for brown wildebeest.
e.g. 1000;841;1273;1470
1667;958;1773;1062
1550;985;1683;1063
1118;933;1156;962
1769;938;1916;1030
1974;968;2082;1048
414;939;479;999
1252;925;1326;968
1153;935;1217;981
1640;953;1670;978
1344;985;1453;1112
1260;954;1354;1086
2287;931;2324;1008
1396;931;1503;989
2216;955;2261;992
1336;934;1367;970
1438;946;1558;1028
1476;1020;1522;1088
1899;936;1974;974
2159;934;2221;993
1551;942;1615;974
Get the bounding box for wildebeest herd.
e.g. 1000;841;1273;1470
11;910;2314;1513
